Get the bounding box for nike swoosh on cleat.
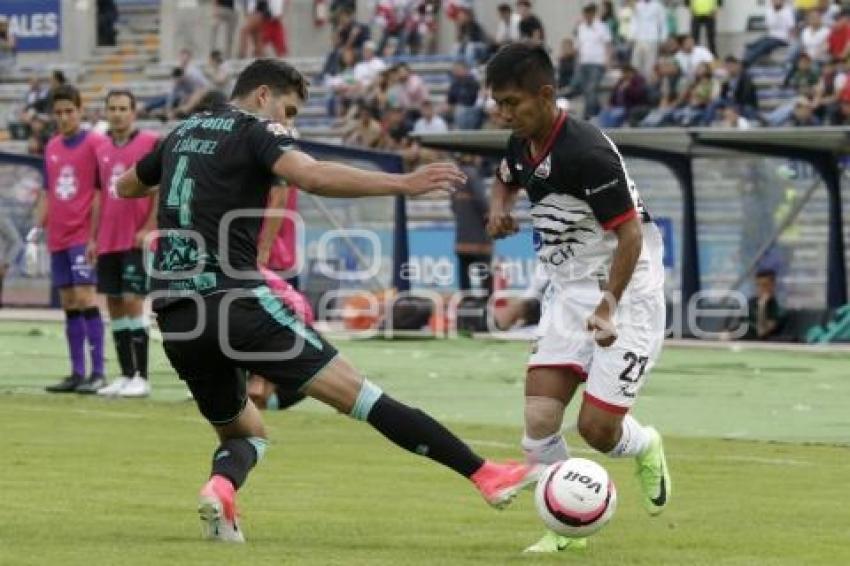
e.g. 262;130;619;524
650;469;667;507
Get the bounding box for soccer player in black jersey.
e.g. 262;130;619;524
117;59;538;542
485;43;671;553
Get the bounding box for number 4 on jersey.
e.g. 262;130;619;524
166;155;195;227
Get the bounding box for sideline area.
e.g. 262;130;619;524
1;318;848;445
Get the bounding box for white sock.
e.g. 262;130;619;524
607;415;650;458
522;432;570;465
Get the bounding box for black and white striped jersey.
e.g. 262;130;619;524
497;113;663;294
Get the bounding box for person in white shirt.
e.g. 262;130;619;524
632;0;668;79
575;3;612;118
618;0;637;43
353;41;387;89
412;99;449;134
743;0;796;66
800;8;830;63
495;3;522;45
674;34;715;79
821;0;841;27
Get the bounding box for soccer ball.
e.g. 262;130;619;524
534;458;618;538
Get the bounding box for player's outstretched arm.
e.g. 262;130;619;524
272;150;466;198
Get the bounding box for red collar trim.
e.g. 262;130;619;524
524;111;567;169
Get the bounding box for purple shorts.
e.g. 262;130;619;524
51;244;97;288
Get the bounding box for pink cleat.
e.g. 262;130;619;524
472;461;544;509
198;475;244;542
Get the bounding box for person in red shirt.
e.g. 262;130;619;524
828;8;850;60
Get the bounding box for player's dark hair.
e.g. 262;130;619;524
51;84;82;109
195;90;229;112
105;89;137;110
231;58;309;101
756;269;777;281
485;42;555;93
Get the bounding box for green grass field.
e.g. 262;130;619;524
1;320;849;565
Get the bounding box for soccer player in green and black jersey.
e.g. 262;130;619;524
117;59;540;542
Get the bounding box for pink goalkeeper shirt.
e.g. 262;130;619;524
95;130;159;254
44;129;107;252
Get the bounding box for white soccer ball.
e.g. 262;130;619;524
534;458;618;538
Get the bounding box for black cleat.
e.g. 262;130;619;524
46;374;85;393
76;374;107;394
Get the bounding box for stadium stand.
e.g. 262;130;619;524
1;0;849;341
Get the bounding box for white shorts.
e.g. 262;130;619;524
527;279;665;414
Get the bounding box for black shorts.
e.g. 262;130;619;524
156;289;338;425
96;250;148;296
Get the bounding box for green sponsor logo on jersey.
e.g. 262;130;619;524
175;115;235;137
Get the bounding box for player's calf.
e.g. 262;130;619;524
579;401;670;515
198;435;267;543
308;359;540;508
576;413;622;453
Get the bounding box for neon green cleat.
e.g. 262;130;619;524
523;530;588;553
635;426;671;516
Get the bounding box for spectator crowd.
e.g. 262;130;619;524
324;0;850;155
10;0;850;162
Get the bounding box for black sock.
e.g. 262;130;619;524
366;394;484;478
113;329;133;377
211;438;259;490
130;328;149;379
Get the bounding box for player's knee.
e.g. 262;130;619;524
248;389;267;410
577;415;620;453
524;396;565;438
246;378;268;410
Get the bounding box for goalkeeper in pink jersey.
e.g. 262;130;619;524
91;90;159;398
31;85;109;393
